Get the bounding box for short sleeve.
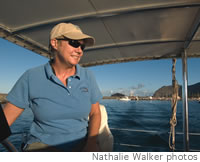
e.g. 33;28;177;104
88;71;103;104
6;70;30;109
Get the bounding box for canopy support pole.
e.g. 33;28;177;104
181;50;189;152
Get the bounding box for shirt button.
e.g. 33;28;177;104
68;79;71;82
69;86;71;89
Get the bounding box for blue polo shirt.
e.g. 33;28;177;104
6;61;102;151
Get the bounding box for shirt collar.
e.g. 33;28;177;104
75;64;81;79
45;61;81;80
45;61;54;80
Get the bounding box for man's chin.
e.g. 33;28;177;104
69;61;79;66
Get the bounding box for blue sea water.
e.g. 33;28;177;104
1;100;200;152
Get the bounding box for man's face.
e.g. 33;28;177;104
55;39;84;66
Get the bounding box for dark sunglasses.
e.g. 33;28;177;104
57;38;85;51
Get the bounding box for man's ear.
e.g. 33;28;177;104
50;39;58;50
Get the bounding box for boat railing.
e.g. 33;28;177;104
110;127;200;152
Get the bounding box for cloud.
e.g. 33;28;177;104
101;83;154;96
130;83;145;90
133;89;154;96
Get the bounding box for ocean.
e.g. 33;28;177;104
1;100;200;152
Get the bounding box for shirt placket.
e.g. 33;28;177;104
51;75;71;95
67;77;73;96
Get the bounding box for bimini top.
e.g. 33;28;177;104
0;0;200;67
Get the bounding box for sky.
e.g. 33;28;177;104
0;38;200;96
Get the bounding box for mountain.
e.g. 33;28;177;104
188;82;200;97
111;93;125;97
153;82;200;98
153;85;177;98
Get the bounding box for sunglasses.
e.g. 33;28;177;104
57;38;85;51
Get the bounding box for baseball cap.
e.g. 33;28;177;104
50;23;95;46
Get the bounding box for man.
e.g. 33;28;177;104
3;23;102;151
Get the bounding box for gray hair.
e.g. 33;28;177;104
48;39;62;59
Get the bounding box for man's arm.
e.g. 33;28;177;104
83;102;101;152
3;102;24;126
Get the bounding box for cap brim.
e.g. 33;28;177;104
63;32;95;46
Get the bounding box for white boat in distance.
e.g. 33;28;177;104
119;96;131;101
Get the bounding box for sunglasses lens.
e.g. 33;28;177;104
69;40;85;51
81;44;85;51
